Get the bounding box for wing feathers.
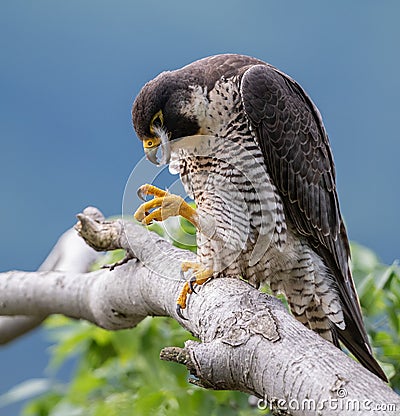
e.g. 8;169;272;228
240;63;387;381
241;64;341;253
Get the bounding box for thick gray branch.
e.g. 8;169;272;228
0;207;398;416
0;226;100;344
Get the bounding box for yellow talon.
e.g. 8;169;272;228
134;184;199;227
181;261;204;273
137;184;167;200
134;185;210;319
176;262;213;318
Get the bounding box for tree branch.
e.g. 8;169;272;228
0;225;100;344
0;207;398;415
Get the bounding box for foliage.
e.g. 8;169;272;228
21;316;256;416
2;220;398;415
350;243;400;386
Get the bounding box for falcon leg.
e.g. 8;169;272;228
134;184;199;227
176;261;213;319
134;185;214;319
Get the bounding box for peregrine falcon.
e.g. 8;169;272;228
132;54;387;381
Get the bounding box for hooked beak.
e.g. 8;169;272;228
143;137;161;165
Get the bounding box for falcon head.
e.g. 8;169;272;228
132;71;206;165
132;54;271;164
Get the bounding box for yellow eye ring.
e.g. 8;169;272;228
143;136;161;149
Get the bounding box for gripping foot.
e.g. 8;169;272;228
134;184;199;227
176;261;213;319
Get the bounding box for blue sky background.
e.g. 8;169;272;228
1;1;399;413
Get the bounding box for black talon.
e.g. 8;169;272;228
137;187;147;201
189;276;197;294
176;304;188;320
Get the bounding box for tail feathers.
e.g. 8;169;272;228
291;301;336;344
333;266;388;382
318;241;388;383
336;311;388;382
291;300;387;382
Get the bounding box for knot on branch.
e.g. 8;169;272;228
160;345;197;373
160;342;217;389
75;207;126;252
217;294;281;347
221;307;280;347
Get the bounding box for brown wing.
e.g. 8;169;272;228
240;64;387;381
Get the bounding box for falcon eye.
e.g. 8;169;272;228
150;110;164;134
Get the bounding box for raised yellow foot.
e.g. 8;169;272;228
176;261;213;319
134;184;199;226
